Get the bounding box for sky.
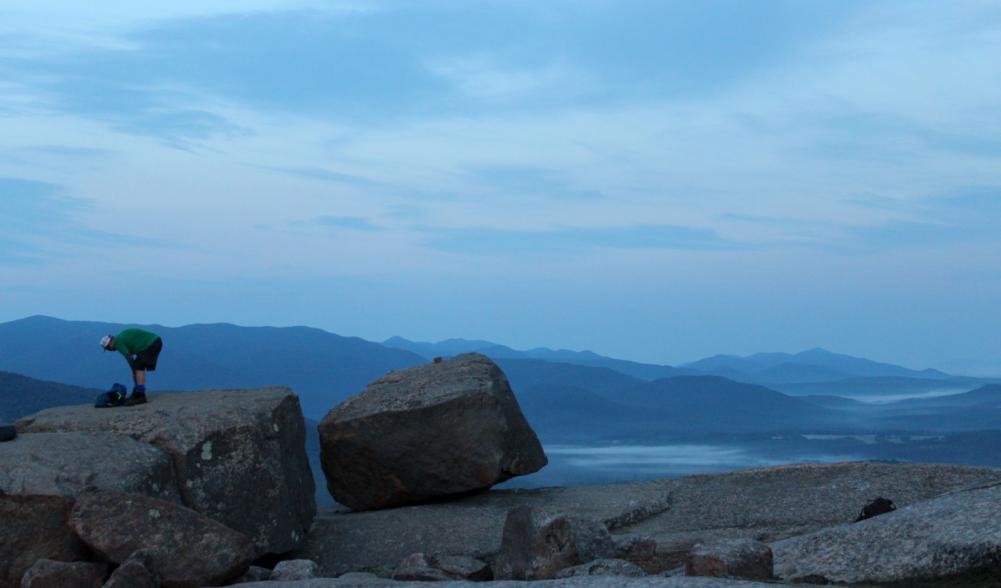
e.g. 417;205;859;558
1;1;999;374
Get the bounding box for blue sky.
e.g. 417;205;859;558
1;1;999;374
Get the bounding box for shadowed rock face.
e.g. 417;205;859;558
19;559;107;588
772;480;1001;584
0;496;89;588
69;491;256;588
16;387;315;555
319;353;547;511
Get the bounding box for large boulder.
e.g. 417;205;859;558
69;491;256;588
17;387;315;554
319;353;547;510
771;480;1001;584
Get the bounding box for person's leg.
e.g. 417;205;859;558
134;369;146;387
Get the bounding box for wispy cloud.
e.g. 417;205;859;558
421;224;731;256
313;215;383;232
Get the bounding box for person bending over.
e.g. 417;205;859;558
100;328;163;406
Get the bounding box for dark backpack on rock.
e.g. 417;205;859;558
0;423;16;442
855;497;896;522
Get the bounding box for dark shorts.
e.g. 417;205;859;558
132;337;163;371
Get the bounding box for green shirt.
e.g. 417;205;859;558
115;328;159;359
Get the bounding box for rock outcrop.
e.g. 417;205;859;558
294;461;999;577
17;387;315;554
0;432;182;588
318;354;547;510
69;491;256;588
772;479;1001;584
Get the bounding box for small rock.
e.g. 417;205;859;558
556;558;646;578
392;553;450;582
432;555;492;581
0;423;16;442
229;565;270;584
270;559;319;581
614;534;687;574
69;491;255;588
103;550;160;588
20;559;107;588
685;539;774;580
494;506;616;580
319;354;547;510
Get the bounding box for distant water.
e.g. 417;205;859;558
500;443;863;489
845;387;970;404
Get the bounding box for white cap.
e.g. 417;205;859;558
100;335;112;349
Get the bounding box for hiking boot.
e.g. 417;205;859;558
124;392;148;406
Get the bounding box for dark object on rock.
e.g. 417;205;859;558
0;495;90;588
772;483;1001;584
269;559;319;582
855;496;896;521
556;558;646;578
94;383;127;408
103;550;160;588
494;506;616;580
319;353;547;510
18;387;315;555
20;559;107;588
0;423;15;442
434;356;443;363
685;539;774;580
69;491;255;588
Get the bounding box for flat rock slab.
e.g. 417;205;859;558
240;577;829;587
0;431;179;501
295;462;1000;577
70;491;256;588
772;480;1001;584
319;353;547;510
17;387;315;555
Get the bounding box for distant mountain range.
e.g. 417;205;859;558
2;316;996;436
0;371;96;423
0;315;424;418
